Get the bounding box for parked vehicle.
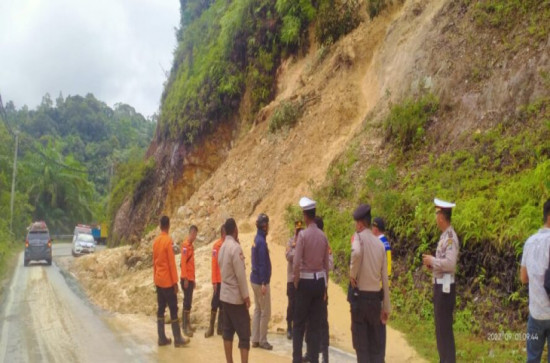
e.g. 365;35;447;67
72;224;92;244
24;221;52;266
72;233;96;256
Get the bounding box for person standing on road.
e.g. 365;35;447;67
251;213;273;350
349;204;390;363
206;224;227;338
219;218;251;363
371;216;391;361
422;198;460;363
292;197;329;363
304;216;333;363
181;225;198;337
152;216;189;348
520;199;550;363
286;220;304;340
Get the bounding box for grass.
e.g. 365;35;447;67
268;99;304;133
284;92;549;361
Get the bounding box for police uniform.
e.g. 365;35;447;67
292;197;329;363
219;233;251;350
430;199;460;363
349;204;391;363
285;222;302;340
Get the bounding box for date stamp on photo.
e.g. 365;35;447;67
487;332;538;341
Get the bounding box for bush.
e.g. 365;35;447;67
268;100;304;132
385;93;439;152
315;0;362;45
367;0;387;19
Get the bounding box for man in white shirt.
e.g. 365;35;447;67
521;199;550;363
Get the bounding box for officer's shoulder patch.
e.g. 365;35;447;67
447;239;453;249
239;252;245;261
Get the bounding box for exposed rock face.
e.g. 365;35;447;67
110;121;234;245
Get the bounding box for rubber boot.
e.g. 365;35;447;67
205;310;216;338
171;321;189;347
157;318;172;346
183;310;193;337
216;308;223;335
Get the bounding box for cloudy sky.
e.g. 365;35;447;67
0;0;180;117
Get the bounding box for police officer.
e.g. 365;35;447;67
152;216;189;347
286;221;304;340
422;198;460;363
219;218;251;363
292;197;329;363
205;224;226;338
350;204;390;363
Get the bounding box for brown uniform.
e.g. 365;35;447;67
432;226;459;363
349;229;391;363
218;235;251;349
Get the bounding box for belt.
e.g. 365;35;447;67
434;276;455;284
300;271;326;280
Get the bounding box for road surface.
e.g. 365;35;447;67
0;243;153;363
0;243;356;363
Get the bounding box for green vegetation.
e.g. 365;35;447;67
285;90;549;360
268;99;304;133
385;93;438;153
473;0;550;45
0;93;155;237
159;0;363;144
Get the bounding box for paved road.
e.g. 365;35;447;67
0;243;151;363
0;243;356;363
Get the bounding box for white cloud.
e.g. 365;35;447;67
0;0;179;117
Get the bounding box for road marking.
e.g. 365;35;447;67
0;252;23;362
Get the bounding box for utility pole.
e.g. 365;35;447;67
10;131;18;234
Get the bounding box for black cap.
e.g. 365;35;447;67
372;217;385;232
353;204;371;221
256;213;269;229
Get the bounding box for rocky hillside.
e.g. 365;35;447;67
87;0;549;361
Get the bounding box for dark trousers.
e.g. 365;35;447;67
181;280;195;311
222;301;251;349
306;295;329;358
211;283;222;311
433;283;456;363
287;282;296;327
156;285;178;321
351;291;384;363
292;278;326;363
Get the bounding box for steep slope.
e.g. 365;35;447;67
74;0;549;361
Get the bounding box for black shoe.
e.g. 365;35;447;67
259;342;273;350
252;342;259;348
158;337;172;346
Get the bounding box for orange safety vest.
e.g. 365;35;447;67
212;238;224;283
153;232;178;288
180;238;195;281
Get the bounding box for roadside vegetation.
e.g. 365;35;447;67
0;93;154;240
158;0;362;143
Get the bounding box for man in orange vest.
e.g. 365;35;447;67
152;216;189;347
181;225;198;337
205;224;227;338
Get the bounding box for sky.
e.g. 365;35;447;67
0;0;180;118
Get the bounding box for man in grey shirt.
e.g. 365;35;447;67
521;199;550;363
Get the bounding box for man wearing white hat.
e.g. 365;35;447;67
292;197;330;363
422;198;460;363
